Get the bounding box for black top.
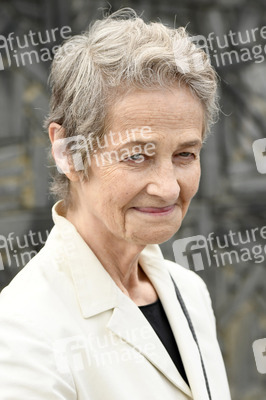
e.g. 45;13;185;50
139;298;189;386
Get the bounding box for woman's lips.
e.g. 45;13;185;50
133;205;175;215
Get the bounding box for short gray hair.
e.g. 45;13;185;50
44;8;218;206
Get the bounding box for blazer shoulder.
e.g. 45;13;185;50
0;238;70;324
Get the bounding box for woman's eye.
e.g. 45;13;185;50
179;152;194;158
130;154;142;160
123;153;145;162
172;152;197;163
174;152;196;160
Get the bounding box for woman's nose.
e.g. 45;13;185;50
146;162;180;202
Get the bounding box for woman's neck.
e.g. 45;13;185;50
65;206;158;305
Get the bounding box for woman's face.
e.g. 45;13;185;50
72;85;204;245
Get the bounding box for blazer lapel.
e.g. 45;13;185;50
139;246;212;400
107;290;192;398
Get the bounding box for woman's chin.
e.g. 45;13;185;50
129;225;181;246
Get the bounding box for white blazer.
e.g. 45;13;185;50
0;202;231;400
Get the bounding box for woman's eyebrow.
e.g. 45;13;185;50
114;139;158;151
177;139;202;149
113;138;203;152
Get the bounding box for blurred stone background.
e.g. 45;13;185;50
0;0;266;398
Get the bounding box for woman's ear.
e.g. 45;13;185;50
48;122;79;182
49;122;64;156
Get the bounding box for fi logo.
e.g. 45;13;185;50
172;235;211;271
252;138;266;174
190;35;210;58
253;338;266;374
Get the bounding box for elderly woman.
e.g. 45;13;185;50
0;8;231;400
